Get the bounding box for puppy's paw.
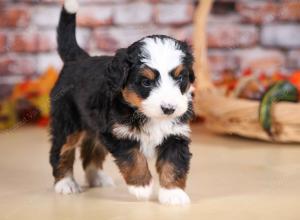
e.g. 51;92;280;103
128;180;153;201
54;177;82;195
86;170;115;187
158;187;190;205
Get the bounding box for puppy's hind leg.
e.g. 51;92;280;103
81;137;114;187
50;131;84;194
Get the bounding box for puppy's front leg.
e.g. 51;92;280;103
114;147;153;200
156;135;192;205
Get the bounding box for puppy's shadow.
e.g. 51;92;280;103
80;182;158;203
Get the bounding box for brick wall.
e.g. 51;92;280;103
0;0;300;98
208;0;300;80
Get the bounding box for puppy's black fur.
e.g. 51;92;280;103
50;6;194;199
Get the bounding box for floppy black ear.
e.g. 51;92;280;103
179;41;195;83
109;48;129;91
189;68;195;83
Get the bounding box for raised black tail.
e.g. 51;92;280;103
57;1;89;62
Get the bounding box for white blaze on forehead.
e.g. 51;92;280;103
140;37;188;119
141;37;184;74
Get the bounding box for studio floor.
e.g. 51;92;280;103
0;124;300;220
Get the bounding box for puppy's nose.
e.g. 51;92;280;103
161;105;176;115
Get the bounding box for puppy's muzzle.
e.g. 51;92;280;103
161;105;176;115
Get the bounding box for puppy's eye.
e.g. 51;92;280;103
141;78;152;87
176;75;184;83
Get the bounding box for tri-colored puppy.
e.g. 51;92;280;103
50;0;195;205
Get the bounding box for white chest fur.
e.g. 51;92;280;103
112;119;190;158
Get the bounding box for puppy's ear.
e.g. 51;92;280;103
189;68;195;83
180;41;195;83
109;48;129;91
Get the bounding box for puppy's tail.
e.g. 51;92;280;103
57;0;89;62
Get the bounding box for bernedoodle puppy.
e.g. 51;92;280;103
50;0;195;205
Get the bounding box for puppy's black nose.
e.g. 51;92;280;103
161;105;175;115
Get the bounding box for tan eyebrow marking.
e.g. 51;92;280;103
174;64;184;77
141;68;156;80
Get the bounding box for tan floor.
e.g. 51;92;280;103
0;124;300;220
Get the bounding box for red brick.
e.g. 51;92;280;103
287;50;300;69
169;26;193;43
76;28;91;50
0;84;13;100
235;48;285;71
154;3;193;26
0;7;30;28
93;29;119;52
93;25;192;53
150;0;194;2
208;14;241;24
148;0;160;3
77;6;113;27
23;0;62;3
42;0;62;2
279;1;300;21
93;26;171;51
208;50;239;74
236;1;278;24
113;3;153;25
261;24;300;49
79;0;127;3
36;53;62;73
32;6;60;27
0;57;12;76
12;56;36;75
0;34;7;53
0;56;36;76
11;31;56;53
207;24;258;48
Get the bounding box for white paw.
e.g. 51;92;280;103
54;176;82;195
86;168;115;187
158;187;190;205
128;180;153;201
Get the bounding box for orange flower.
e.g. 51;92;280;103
289;71;300;92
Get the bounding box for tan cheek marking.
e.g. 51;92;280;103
156;161;187;189
122;88;142;108
142;68;155;80
174;64;184;77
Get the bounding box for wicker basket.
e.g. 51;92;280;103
193;0;300;143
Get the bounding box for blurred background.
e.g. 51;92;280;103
0;0;300;129
1;2;300;218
